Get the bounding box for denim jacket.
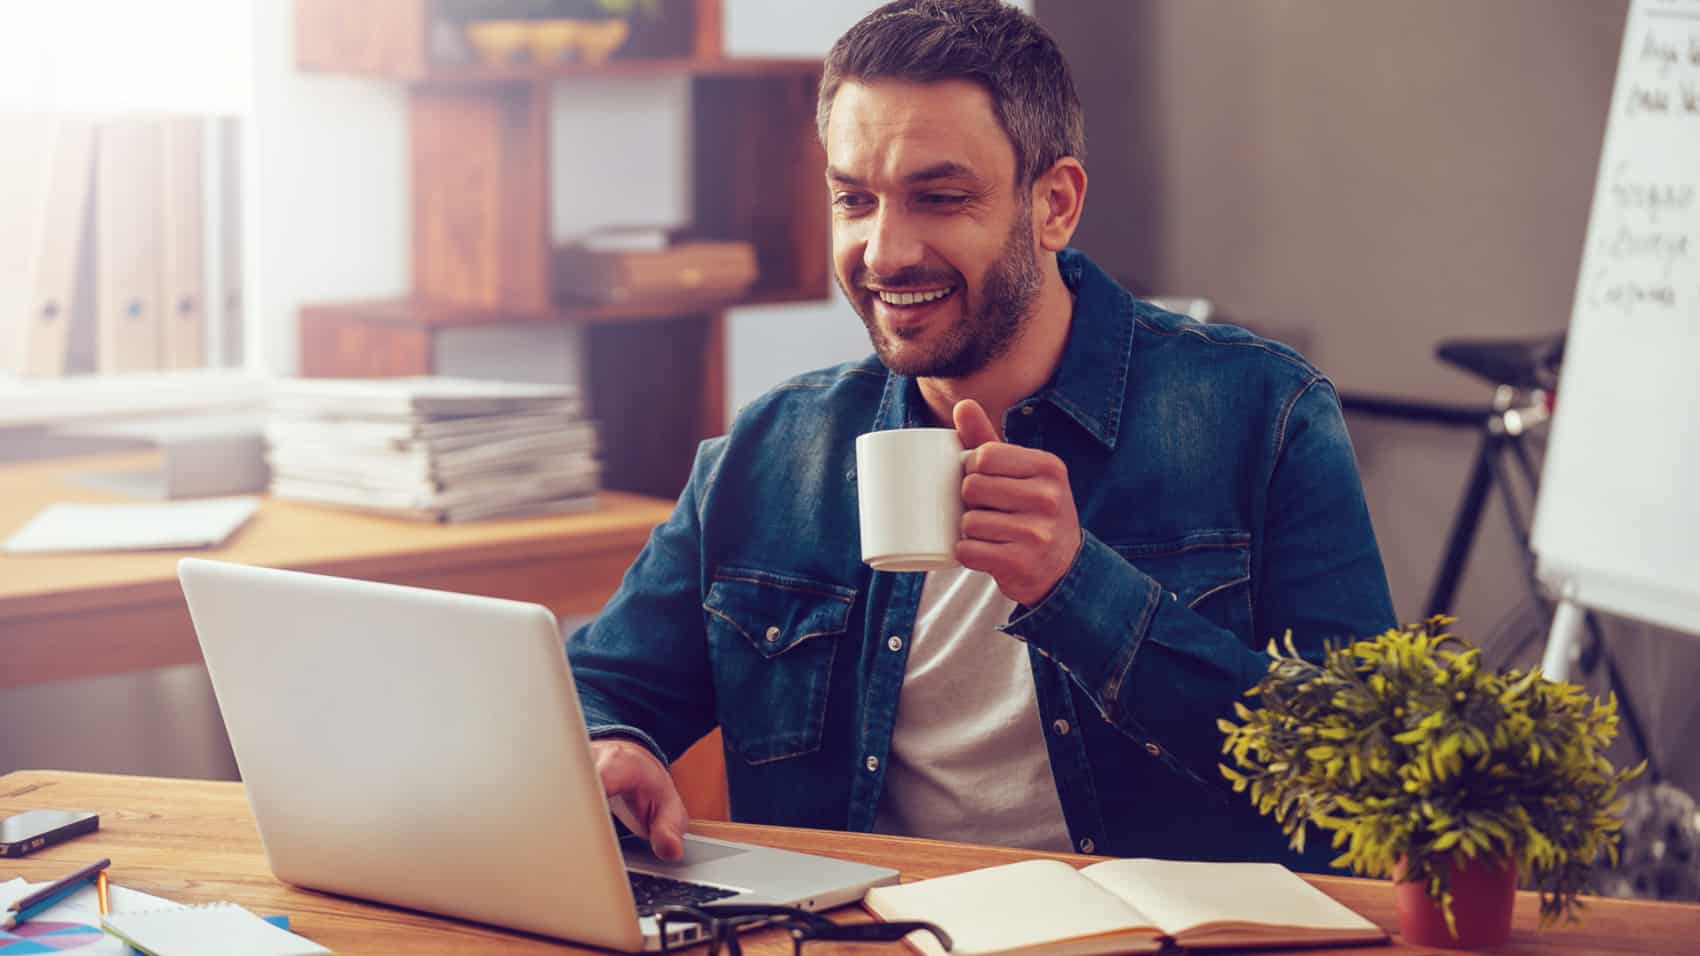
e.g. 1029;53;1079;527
568;249;1396;869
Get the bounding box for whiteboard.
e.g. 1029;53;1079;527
1532;0;1700;638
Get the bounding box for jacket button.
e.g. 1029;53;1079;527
1078;838;1095;854
765;626;781;643
1052;719;1071;736
1021;405;1035;416
865;755;880;773
1145;742;1162;758
887;635;904;652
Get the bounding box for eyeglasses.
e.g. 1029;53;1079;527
655;902;953;956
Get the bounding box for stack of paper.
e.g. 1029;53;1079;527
265;377;600;523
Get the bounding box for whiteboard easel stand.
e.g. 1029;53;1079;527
1540;590;1586;682
1538;584;1662;784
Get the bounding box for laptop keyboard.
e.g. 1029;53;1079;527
629;871;740;916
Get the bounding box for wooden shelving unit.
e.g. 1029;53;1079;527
293;0;828;498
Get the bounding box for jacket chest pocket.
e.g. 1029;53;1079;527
703;567;854;766
1110;530;1253;639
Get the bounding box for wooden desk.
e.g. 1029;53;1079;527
0;453;733;822
3;771;1696;955
0;453;675;691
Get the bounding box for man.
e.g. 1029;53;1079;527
570;0;1395;870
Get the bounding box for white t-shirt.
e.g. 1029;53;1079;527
871;565;1074;852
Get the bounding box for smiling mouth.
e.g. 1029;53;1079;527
873;286;957;308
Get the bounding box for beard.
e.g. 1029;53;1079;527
840;199;1042;379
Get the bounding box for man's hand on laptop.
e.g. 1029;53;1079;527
592;738;688;862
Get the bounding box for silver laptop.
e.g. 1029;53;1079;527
178;558;897;952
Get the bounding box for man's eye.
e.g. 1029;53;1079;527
833;193;872;211
921;194;969;208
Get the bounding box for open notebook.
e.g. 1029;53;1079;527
102;902;330;956
862;858;1387;956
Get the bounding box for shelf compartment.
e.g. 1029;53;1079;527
403;70;826;317
692;71;830;306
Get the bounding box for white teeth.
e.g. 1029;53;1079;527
877;287;952;306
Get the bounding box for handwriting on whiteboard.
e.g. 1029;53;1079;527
1586;5;1699;322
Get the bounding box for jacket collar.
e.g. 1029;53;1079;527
872;248;1132;450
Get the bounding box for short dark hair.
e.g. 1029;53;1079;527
817;0;1085;185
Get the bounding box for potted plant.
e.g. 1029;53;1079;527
1217;617;1642;949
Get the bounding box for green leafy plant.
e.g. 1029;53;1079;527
1217;617;1642;936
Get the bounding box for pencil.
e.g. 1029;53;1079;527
96;870;110;915
1;857;111;930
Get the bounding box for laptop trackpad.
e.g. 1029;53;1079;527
622;834;748;871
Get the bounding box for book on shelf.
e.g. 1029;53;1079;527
552;238;758;307
861;858;1387;956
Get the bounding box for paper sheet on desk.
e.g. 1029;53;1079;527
2;497;260;554
0;877;180;954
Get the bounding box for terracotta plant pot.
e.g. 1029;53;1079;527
1394;854;1518;950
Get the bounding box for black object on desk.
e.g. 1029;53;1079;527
0;809;99;858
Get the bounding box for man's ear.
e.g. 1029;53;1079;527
1031;157;1087;252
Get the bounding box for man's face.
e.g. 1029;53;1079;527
825;80;1041;379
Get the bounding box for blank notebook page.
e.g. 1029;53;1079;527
102;902;331;956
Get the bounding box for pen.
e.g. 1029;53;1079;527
2;858;111;930
96;870;110;916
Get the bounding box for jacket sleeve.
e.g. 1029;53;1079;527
567;437;726;765
999;378;1396;781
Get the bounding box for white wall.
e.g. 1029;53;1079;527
0;2;252;114
249;0;410;376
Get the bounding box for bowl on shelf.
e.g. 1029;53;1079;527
464;19;532;65
525;19;584;64
572;18;631;65
464;17;634;68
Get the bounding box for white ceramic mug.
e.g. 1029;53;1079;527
854;428;964;572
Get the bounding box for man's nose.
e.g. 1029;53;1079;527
863;208;924;280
